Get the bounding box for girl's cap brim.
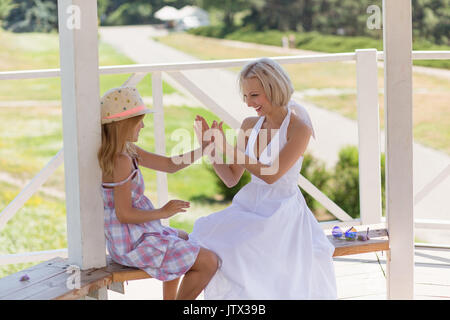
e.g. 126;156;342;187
101;105;155;124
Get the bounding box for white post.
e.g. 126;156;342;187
58;0;106;269
383;0;414;299
356;49;382;225
152;72;169;225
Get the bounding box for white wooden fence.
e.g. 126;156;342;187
1;49;449;267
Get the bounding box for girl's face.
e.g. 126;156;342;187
242;77;273;116
130;119;144;142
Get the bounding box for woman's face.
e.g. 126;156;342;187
242;77;273;116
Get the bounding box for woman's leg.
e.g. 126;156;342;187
163;277;181;300
176;247;219;300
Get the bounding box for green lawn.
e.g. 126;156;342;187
188;27;450;69
0;29;176;101
157;32;450;155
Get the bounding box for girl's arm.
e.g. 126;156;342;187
112;155;189;224
215;116;312;185
134;141;210;174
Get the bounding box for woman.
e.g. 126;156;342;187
189;58;337;299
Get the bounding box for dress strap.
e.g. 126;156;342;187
102;157;139;188
246;116;265;158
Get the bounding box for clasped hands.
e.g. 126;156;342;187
194;115;233;162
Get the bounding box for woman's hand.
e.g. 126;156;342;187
161;200;190;218
211;120;231;155
194;115;214;152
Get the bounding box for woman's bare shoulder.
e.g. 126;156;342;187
287;113;313;139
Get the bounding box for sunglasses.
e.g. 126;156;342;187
332;226;370;241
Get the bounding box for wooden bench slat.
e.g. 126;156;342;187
0;257;67;299
103;256;151;283
326;224;389;257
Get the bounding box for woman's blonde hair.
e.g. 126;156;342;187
238;58;293;108
98;115;145;177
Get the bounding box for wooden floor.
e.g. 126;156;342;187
334;247;450;299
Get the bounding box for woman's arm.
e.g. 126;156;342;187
216;117;312;185
196;116;256;188
112;155;190;224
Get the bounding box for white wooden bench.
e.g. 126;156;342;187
0;224;388;300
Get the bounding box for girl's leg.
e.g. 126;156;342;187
163;277;181;300
162;230;188;299
176;247;219;300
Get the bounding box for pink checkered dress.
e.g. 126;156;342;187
101;157;200;281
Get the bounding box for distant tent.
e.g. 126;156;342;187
154;5;210;30
178;5;209;22
154;6;180;21
175;6;210;30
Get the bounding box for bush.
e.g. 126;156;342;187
206;164;251;201
207;145;386;219
329;145;386;219
299;153;333;212
330;146;361;218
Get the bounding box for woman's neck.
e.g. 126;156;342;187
264;106;288;129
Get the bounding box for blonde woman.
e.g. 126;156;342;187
190;58;337;299
98;87;218;300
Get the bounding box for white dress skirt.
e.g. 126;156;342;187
189;101;337;299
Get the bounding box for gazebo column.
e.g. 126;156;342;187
383;0;414;299
58;0;106;269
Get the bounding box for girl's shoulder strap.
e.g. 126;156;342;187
102;155;139;188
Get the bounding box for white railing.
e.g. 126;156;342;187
1;50;449;265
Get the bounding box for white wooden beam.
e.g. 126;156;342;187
356;49;382;225
152;72;169;226
58;0;106;270
0;149;64;231
383;0;415;299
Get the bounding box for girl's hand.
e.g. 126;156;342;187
161;200;190;218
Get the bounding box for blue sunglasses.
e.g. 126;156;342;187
332;226;370;241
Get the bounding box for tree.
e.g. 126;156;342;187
0;0;16;26
3;0;57;32
197;0;250;30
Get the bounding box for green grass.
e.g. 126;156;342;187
157;32;450;155
0;29;176;101
188;27;450;69
0;181;67;278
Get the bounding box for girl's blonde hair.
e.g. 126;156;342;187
238;58;293;108
98;115;145;177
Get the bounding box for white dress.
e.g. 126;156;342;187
189;100;337;300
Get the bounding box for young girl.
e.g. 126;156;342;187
98;86;218;300
190;58;337;299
